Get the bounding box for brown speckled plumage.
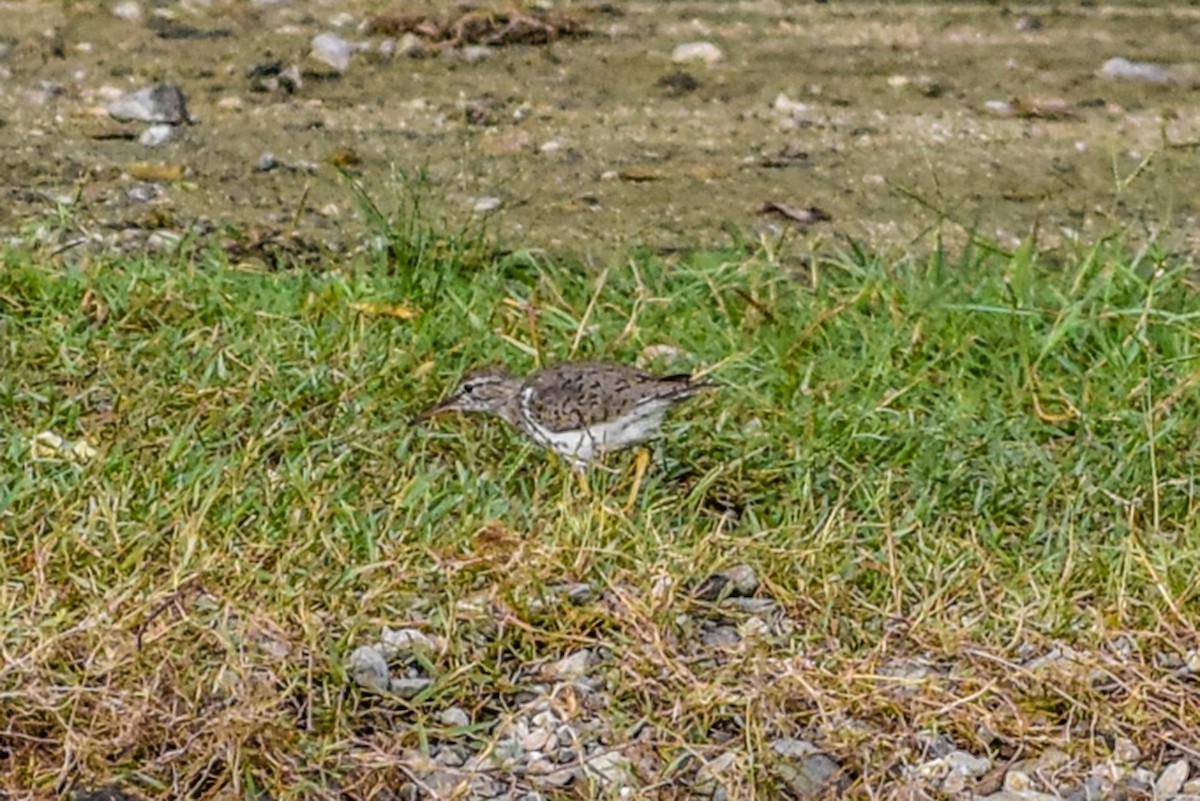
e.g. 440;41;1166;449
415;360;713;468
521;361;703;432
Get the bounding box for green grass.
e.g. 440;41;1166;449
3;232;1200;797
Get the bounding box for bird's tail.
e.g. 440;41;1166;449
662;373;718;396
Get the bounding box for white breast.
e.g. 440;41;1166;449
518;388;672;468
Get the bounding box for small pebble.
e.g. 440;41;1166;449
108;83;190;124
696;564;758;601
461;46;493;64
254;153;281;172
381;627;435;657
1156;759;1189;798
772;93;811;117
942;774;968;794
638;344;687;365
671;41;723;65
1112;737;1141;764
945;750;992;777
492;737;523;764
439;706;470;728
395;33;428;58
346;645;390;692
125;184;159;203
739;617;770;638
521;728;551;752
311;32;353;72
547;649;590;680
1132;767;1157;788
585;751;634;787
111;1;142;20
700;625;740;649
530;710;559;729
697;751;739;786
556;583;593;604
138;124;174;146
473;196;502;214
1100;57;1170;84
772;739;818;759
1067;776;1106;801
1004;769;1033;792
776;753;839;797
436;746;466;767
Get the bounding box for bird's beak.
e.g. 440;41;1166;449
410;397;460;424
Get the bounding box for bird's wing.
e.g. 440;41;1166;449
523;362;706;433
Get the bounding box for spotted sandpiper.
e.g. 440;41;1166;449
415;360;713;499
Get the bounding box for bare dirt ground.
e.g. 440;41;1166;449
2;2;1199;263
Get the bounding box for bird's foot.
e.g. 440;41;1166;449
624;447;651;512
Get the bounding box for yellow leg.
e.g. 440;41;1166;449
624;447;651;512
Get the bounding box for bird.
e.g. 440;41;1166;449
414;360;714;500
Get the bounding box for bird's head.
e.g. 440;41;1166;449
413;366;520;422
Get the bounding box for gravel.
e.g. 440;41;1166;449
340;615;1194;799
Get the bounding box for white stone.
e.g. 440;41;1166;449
671;41;723;65
1100;57;1170;84
1157;760;1190;798
942;773;968;793
548;649;591;680
346;645;389;692
697;751;739;783
395;33;427;58
772;738;818;759
740;617;770;638
472;196;502;213
945;750;991;777
521;728;551;752
772;93;811;117
1004;769;1032;792
461;45;493;64
108;83;189;124
638;344;687;365
311;32;353;72
1134;767;1158;787
380;627;435;657
139;124;174;146
531;710;559;728
1113;737;1141;764
111;1;142;20
438;706;470;727
585;751;634;787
